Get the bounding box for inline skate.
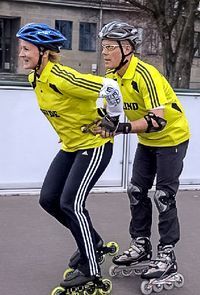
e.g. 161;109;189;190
109;237;152;277
63;240;119;279
140;245;184;294
51;269;112;295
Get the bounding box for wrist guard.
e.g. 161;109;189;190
116;123;132;134
144;112;167;133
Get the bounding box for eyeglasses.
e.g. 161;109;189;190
101;44;120;52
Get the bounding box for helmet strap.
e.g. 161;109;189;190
32;47;46;88
113;41;133;73
36;47;46;70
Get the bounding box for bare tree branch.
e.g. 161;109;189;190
127;0;200;87
125;0;155;16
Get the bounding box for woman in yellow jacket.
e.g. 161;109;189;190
16;23;123;293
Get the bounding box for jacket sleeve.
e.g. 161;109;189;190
99;78;124;117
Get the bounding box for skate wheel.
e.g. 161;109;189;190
164;282;174;290
108;265;117;277
98;255;106;264
84;282;97;295
106;241;119;256
133;269;143;276
99;278;112;295
174;273;184;288
84;290;97;295
140;280;153;295
152;283;163;293
122;269;132;276
51;286;65;295
63;267;74;279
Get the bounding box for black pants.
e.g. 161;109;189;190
129;140;189;246
39;142;113;276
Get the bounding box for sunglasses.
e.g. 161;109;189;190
101;44;120;52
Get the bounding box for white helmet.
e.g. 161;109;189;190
99;21;141;49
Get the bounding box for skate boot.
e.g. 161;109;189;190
109;237;152;277
63;239;119;279
51;268;112;295
140;245;184;294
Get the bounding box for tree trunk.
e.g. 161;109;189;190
161;23;195;88
155;1;197;88
127;0;200;88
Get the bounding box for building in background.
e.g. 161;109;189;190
0;0;200;88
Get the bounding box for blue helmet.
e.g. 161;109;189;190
16;23;67;52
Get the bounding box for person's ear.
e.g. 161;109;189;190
42;50;49;57
125;45;132;54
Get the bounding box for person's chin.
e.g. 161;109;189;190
23;64;33;70
105;62;114;69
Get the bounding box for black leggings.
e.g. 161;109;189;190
129;140;189;246
39;142;113;276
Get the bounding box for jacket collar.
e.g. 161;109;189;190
38;61;55;83
121;55;139;80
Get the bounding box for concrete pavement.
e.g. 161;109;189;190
0;190;199;295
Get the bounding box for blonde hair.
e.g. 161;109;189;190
48;51;61;63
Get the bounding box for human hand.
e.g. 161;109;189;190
92;114;119;138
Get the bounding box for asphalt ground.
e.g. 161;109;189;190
0;190;200;295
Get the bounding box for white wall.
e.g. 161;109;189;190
0;87;124;189
0;87;199;191
176;92;200;184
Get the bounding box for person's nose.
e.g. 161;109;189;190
19;48;25;57
102;48;109;56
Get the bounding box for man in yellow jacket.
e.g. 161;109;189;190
98;21;190;282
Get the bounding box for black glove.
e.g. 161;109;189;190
100;114;119;133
